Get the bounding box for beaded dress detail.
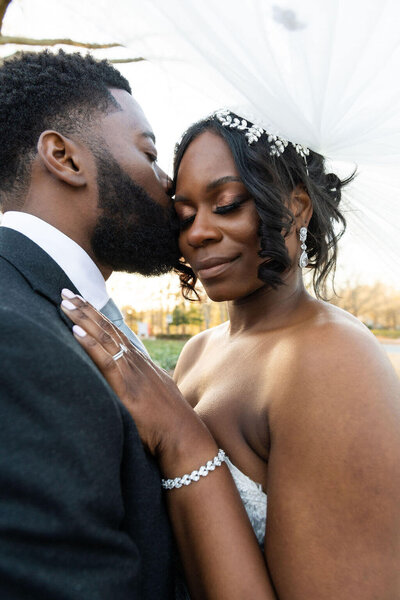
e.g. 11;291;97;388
225;457;267;547
175;457;267;599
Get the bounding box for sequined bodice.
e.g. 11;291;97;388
225;457;267;546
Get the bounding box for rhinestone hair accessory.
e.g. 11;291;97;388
214;109;310;170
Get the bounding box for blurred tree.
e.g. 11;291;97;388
380;290;400;329
171;303;204;333
331;280;377;318
122;305;138;332
202;301;212;329
172;304;190;334
186;304;204;327
331;281;400;329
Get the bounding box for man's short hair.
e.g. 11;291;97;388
0;50;132;207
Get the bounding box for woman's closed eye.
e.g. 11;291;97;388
214;195;249;214
178;214;196;230
177;195;249;230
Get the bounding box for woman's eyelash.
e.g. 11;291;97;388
214;196;247;214
178;196;249;230
179;215;195;230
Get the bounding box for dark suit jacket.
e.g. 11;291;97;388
0;227;175;599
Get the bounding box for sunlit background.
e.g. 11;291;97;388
1;0;399;374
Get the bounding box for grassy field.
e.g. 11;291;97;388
142;338;187;372
371;329;400;340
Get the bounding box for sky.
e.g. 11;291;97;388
1;0;399;310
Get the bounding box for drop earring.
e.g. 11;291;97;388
299;226;308;268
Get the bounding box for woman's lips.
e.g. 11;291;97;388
196;256;239;280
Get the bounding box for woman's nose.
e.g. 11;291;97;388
186;210;222;248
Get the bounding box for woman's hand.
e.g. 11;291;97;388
60;290;278;599
60;289;212;461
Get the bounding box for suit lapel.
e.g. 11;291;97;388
0;227;81;327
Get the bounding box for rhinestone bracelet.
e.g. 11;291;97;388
161;449;227;490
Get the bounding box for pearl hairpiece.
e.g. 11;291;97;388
214;109;310;170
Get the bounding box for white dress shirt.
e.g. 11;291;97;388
1;211;109;310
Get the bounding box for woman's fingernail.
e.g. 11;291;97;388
61;288;76;299
73;325;87;338
61;299;76;311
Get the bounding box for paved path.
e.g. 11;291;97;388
380;342;400;377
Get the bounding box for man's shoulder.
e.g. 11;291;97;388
0;297;104;394
0;302;57;337
0;251;27;281
0;252;38;312
0;299;125;442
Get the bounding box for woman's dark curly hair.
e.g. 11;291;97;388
173;113;355;300
0;50;131;209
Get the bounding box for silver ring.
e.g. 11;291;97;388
112;343;128;362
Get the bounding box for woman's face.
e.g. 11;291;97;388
174;131;266;302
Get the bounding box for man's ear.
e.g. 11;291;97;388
290;184;313;228
37;130;87;187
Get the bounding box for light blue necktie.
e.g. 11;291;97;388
100;298;149;356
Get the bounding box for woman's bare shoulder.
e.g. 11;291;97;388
272;299;399;410
304;300;385;357
173;321;228;382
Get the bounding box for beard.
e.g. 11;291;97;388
91;150;181;276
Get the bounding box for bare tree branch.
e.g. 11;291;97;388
0;0;12;34
0;35;123;49
110;57;146;64
0;0;146;66
0;51;146;66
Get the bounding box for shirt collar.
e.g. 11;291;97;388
1;211;109;310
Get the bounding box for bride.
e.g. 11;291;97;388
61;110;400;599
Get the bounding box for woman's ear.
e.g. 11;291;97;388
37;130;87;187
290;183;313;228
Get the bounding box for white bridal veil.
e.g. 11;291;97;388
3;0;399;286
111;0;400;287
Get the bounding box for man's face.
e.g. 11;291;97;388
90;90;181;275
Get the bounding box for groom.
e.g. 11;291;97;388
0;51;180;598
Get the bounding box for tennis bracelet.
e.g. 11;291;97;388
161;449;227;490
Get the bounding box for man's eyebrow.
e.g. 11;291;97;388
174;176;243;203
142;131;156;144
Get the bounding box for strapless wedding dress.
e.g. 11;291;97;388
175;457;267;598
225;457;267;547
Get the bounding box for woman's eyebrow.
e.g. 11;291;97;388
174;195;188;203
174;176;243;203
206;176;242;192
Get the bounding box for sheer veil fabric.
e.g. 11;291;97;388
6;0;398;285
112;0;400;287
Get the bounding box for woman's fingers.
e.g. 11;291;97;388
60;289;122;353
70;324;129;398
59;289;201;455
60;290;140;360
60;289;134;397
